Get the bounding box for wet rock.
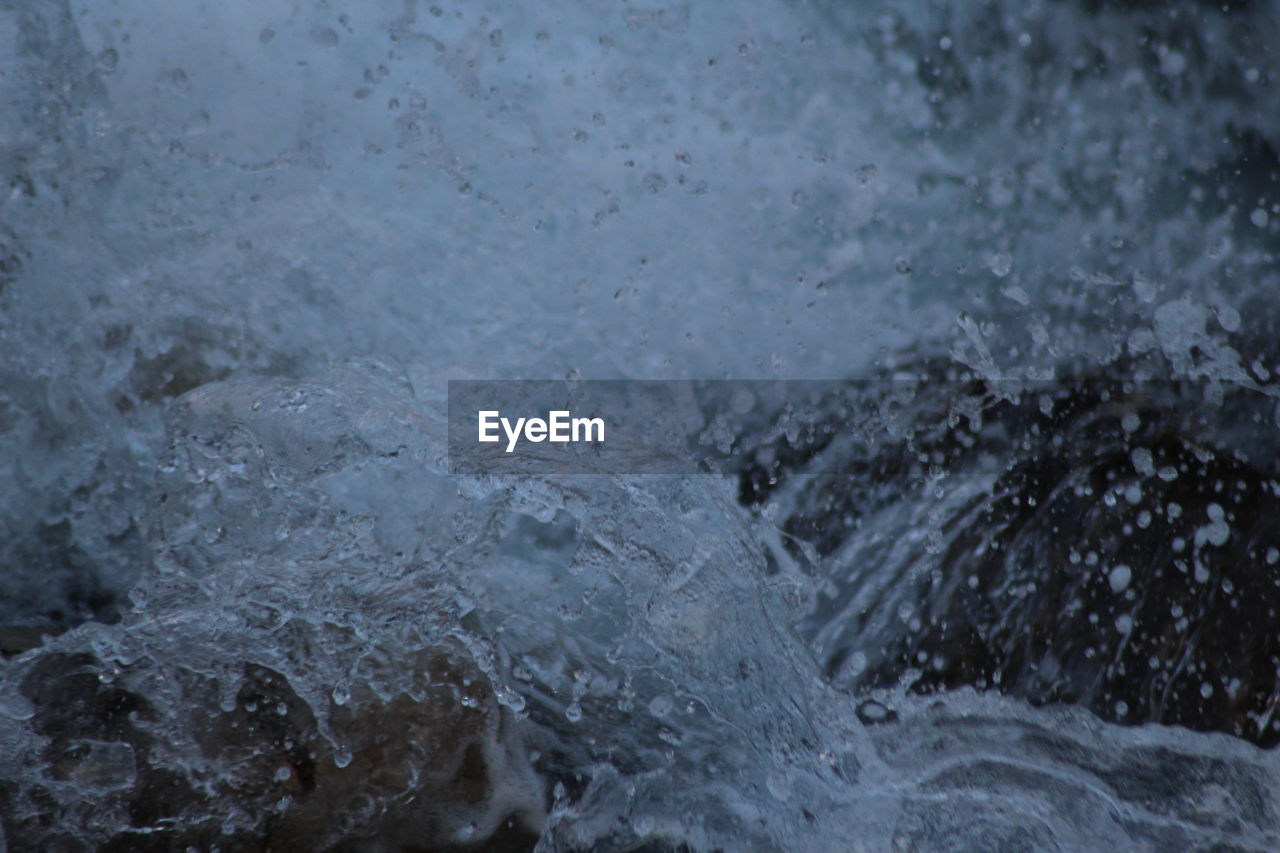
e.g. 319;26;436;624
743;365;1280;746
1;631;543;851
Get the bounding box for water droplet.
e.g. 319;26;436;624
988;252;1012;278
1161;50;1186;76
844;651;867;676
1001;285;1030;305
1108;565;1132;593
1201;504;1230;546
96;49;119;73
642;173;667;193
855;700;896;725
311;26;339;47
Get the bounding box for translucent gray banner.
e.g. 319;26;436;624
447;378;1279;475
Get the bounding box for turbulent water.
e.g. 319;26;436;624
1;0;1279;850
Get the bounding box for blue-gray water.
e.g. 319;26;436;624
1;0;1279;849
